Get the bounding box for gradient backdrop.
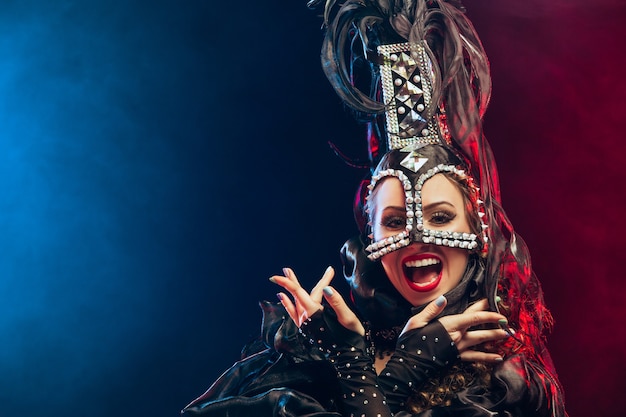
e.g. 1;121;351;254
0;1;624;416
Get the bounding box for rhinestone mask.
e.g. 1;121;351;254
364;146;488;261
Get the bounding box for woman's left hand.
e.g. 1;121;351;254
270;266;365;336
401;296;509;362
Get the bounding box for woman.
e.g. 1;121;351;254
182;147;565;416
182;0;566;415
270;144;566;416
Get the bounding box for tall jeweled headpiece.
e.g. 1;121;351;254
377;42;449;151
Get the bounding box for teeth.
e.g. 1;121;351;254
404;258;441;268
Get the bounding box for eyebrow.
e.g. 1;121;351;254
382;205;405;212
422;201;455;211
381;202;456;212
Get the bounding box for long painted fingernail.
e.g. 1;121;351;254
435;295;446;307
276;293;284;302
494;356;504;362
323;287;333;296
498;318;508;326
282;268;289;276
269;277;277;284
495;296;501;303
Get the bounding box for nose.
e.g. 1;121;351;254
408;227;425;245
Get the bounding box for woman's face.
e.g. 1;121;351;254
371;174;471;306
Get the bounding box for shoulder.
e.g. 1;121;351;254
491;354;567;417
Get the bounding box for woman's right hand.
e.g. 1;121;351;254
401;296;510;362
271;266;365;336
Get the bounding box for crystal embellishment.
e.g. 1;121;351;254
378;42;442;150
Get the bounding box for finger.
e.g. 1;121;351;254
322;286;365;336
420;295;448;322
310;266;335;303
401;295;447;334
459;350;504;363
294;296;309;325
440;311;506;333
270;275;321;316
269;274;301;294
282;267;300;286
456;329;509;351
278;266;334;301
276;292;298;323
464;298;489;313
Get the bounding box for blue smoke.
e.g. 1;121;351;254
0;1;222;415
0;1;360;416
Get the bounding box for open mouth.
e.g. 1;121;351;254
402;254;443;292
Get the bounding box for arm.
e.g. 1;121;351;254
379;298;509;412
271;267;390;416
271;268;510;417
300;307;391;417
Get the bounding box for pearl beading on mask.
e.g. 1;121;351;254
365;165;488;260
414;164;481;251
365;169;413;260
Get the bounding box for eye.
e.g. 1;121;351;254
381;215;406;230
429;210;456;225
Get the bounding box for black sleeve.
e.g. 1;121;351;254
300;310;566;417
378;322;459;412
301;309;392;417
301;311;460;417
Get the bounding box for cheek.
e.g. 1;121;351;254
370;211;386;241
371;216;381;240
458;212;473;234
448;251;469;279
379;252;400;279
